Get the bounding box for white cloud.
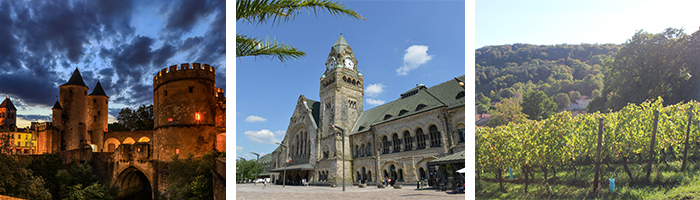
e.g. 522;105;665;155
274;130;286;136
245;115;267;123
396;45;433;76
236;146;243;152
244;129;281;144
365;83;385;98
366;98;386;106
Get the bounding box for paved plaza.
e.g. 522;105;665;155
235;183;465;200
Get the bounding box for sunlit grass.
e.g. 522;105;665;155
476;160;700;199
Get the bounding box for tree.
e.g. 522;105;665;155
554;93;570;111
521;90;557;120
0;154;52;200
167;150;219;200
568;90;580;102
486;98;527;127
116;105;153;131
237;0;364;63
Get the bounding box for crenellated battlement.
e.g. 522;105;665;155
153;63;216;89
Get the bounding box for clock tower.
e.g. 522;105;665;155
318;34;363;185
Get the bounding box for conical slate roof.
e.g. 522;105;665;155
52;100;62;110
0;98;16;110
62;67;87;87
332;34;349;53
89;80;108;97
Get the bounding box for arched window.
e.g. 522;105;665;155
360;144;365;157
429;125;441;147
367;142;372;156
354;145;359;157
382;136;390;154
457;123;465;143
403;131;412;151
416;128;426;149
392;133;401;152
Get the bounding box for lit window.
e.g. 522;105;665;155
176;149;180;154
195;112;201;121
168;118;173;122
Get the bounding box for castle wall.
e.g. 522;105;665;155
59;85;88;150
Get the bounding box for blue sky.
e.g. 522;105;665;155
235;1;466;159
0;0;225;128
476;0;700;49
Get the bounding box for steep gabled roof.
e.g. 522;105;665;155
349;75;466;135
89;80;108;96
62;68;87;87
304;99;321;128
332;34;349;53
52;100;62;110
0;98;16;110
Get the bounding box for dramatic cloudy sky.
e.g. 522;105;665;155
0;0;225;127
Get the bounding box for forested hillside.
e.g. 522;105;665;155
475;43;620;114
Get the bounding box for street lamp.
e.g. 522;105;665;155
332;125;346;192
275;142;288;188
238;157;246;184
251;152;261;183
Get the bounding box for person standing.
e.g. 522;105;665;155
263;180;267;189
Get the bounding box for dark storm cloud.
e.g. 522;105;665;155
0;0;135;108
163;0;221;37
0;0;225;114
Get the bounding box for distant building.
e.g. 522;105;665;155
568;95;592;111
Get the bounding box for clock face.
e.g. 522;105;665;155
344;58;354;69
328;58;336;69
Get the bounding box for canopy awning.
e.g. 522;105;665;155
258;172;278;177
270;163;315;172
428;150;465;165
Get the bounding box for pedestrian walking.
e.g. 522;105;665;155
263;180;267;189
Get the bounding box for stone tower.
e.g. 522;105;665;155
318;34;364;185
87;80;108;152
152;63;219;194
0;97;17;129
59;68;89;150
150;63;223;195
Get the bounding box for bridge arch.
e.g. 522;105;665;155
137;137;151;143
123;137;136;144
114;166;153;199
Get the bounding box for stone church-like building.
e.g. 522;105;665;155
269;35;465;187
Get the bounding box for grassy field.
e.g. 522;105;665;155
476;160;700;199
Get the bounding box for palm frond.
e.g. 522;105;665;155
237;0;365;26
237;34;306;63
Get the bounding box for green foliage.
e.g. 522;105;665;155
477;99;700;195
237;0;364;63
521;90;557;120
593;28;700;112
236;157;265;181
28;154;64;200
115;104;154;131
486;98;527;127
56;163;108;200
475;43;618;98
554;93;570;111
0;132;13;154
167;150;219;200
0;154;52;200
62;183;114;200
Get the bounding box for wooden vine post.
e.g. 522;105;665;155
593;118;603;192
682;106;694;171
646;110;660;181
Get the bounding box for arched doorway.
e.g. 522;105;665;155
115;167;152;200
